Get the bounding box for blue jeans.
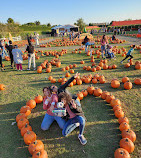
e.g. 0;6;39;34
101;45;106;58
85;42;94;52
41;113;66;130
1;46;8;57
62;115;85;136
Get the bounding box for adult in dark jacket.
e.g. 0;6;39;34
26;42;36;70
58;92;87;145
5;40;14;68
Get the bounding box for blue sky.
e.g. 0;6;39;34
0;0;141;25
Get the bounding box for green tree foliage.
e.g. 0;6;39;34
47;23;51;27
7;18;14;24
35;21;41;25
75;18;86;31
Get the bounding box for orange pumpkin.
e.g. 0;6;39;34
121;129;136;142
16;113;27;123
101;91;110;100
93;88;102;97
81;90;88;97
77;79;82;85
87;85;95;95
32;150;48;158
110;99;121;107
17;118;29;130
92;78;97;84
118;117;129;124
113;105;122;112
122;77;129;83
106;95;115;103
46;68;51;73
26;100;36;109
34;95;43;104
37;68;42;73
120;138;135;153
124;82;132;90
134;78;141;85
114;148;131;158
114;109;124;118
28;140;44;155
20;106;31;116
112;64;117;69
77;92;84;100
125;63;130;68
0;84;5;90
70;69;74;74
21;124;32;137
65;72;70;77
135;63;141;69
119;122;130;131
111;79;120;88
24;131;37;145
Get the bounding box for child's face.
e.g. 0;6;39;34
61;98;66;105
51;85;58;93
43;88;51;96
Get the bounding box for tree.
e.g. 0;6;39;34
75;18;86;31
47;23;51;27
35;21;40;25
7;18;14;24
89;23;94;26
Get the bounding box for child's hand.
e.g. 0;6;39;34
74;72;80;79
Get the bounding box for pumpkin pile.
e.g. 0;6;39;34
16;95;48;157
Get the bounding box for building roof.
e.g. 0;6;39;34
111;20;141;26
86;26;100;29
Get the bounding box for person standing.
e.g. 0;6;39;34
26;42;36;70
101;35;108;58
12;45;23;71
5;40;14;68
0;40;8;58
34;32;39;46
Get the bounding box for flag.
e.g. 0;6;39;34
9;33;13;42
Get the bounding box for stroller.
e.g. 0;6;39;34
105;45;116;59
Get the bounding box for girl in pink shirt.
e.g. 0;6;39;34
41;87;66;130
101;35;108;58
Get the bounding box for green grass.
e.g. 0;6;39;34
0;44;141;158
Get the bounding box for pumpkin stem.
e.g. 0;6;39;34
37;152;41;156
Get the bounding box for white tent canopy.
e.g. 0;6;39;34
51;24;79;33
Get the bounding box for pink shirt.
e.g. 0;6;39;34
43;94;58;116
66;104;76;119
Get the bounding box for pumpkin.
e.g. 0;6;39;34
80;60;85;64
61;68;66;71
112;64;117;69
77;79;82;85
73;64;77;68
32;150;48;158
119;122;130;131
124;82;132;90
56;62;61;67
77;92;84;100
91;67;96;72
0;84;5;90
122;77;129;83
28;140;44;155
21;123;32;137
69;82;73;87
87;85;95;95
99;78;106;84
134;78;141;85
101;91;110;100
93;88;102;97
114;109;124;118
24;131;37;145
46;68;51;73
48;76;53;81
81;90;88;97
135;61;140;65
135;63;141;69
110;99;121;107
51;78;56;83
65;72;70;77
113;105;122;112
72;79;76;85
96;66;101;71
70;69;74;74
125;63;130;68
84;77;91;84
17;118;29;130
20;106;31;116
26;100;36;109
34;95;43;104
69;64;73;69
92;78;97;84
103;64;108;70
16;113;27;123
83;66;87;70
118;117;129;124
114;148;131;158
37;68;42;73
111;79;120;88
120;138;135;153
106;94;115;103
87;66;91;71
121;129;136;142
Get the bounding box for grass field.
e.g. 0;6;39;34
0;43;141;158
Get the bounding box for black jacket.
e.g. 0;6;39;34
5;44;13;55
26;45;34;54
58;76;75;94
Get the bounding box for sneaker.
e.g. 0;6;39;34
120;61;123;64
78;135;87;145
27;68;30;70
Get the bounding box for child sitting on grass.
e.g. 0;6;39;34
121;45;135;63
106;45;116;59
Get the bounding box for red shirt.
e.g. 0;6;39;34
66;104;76;119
